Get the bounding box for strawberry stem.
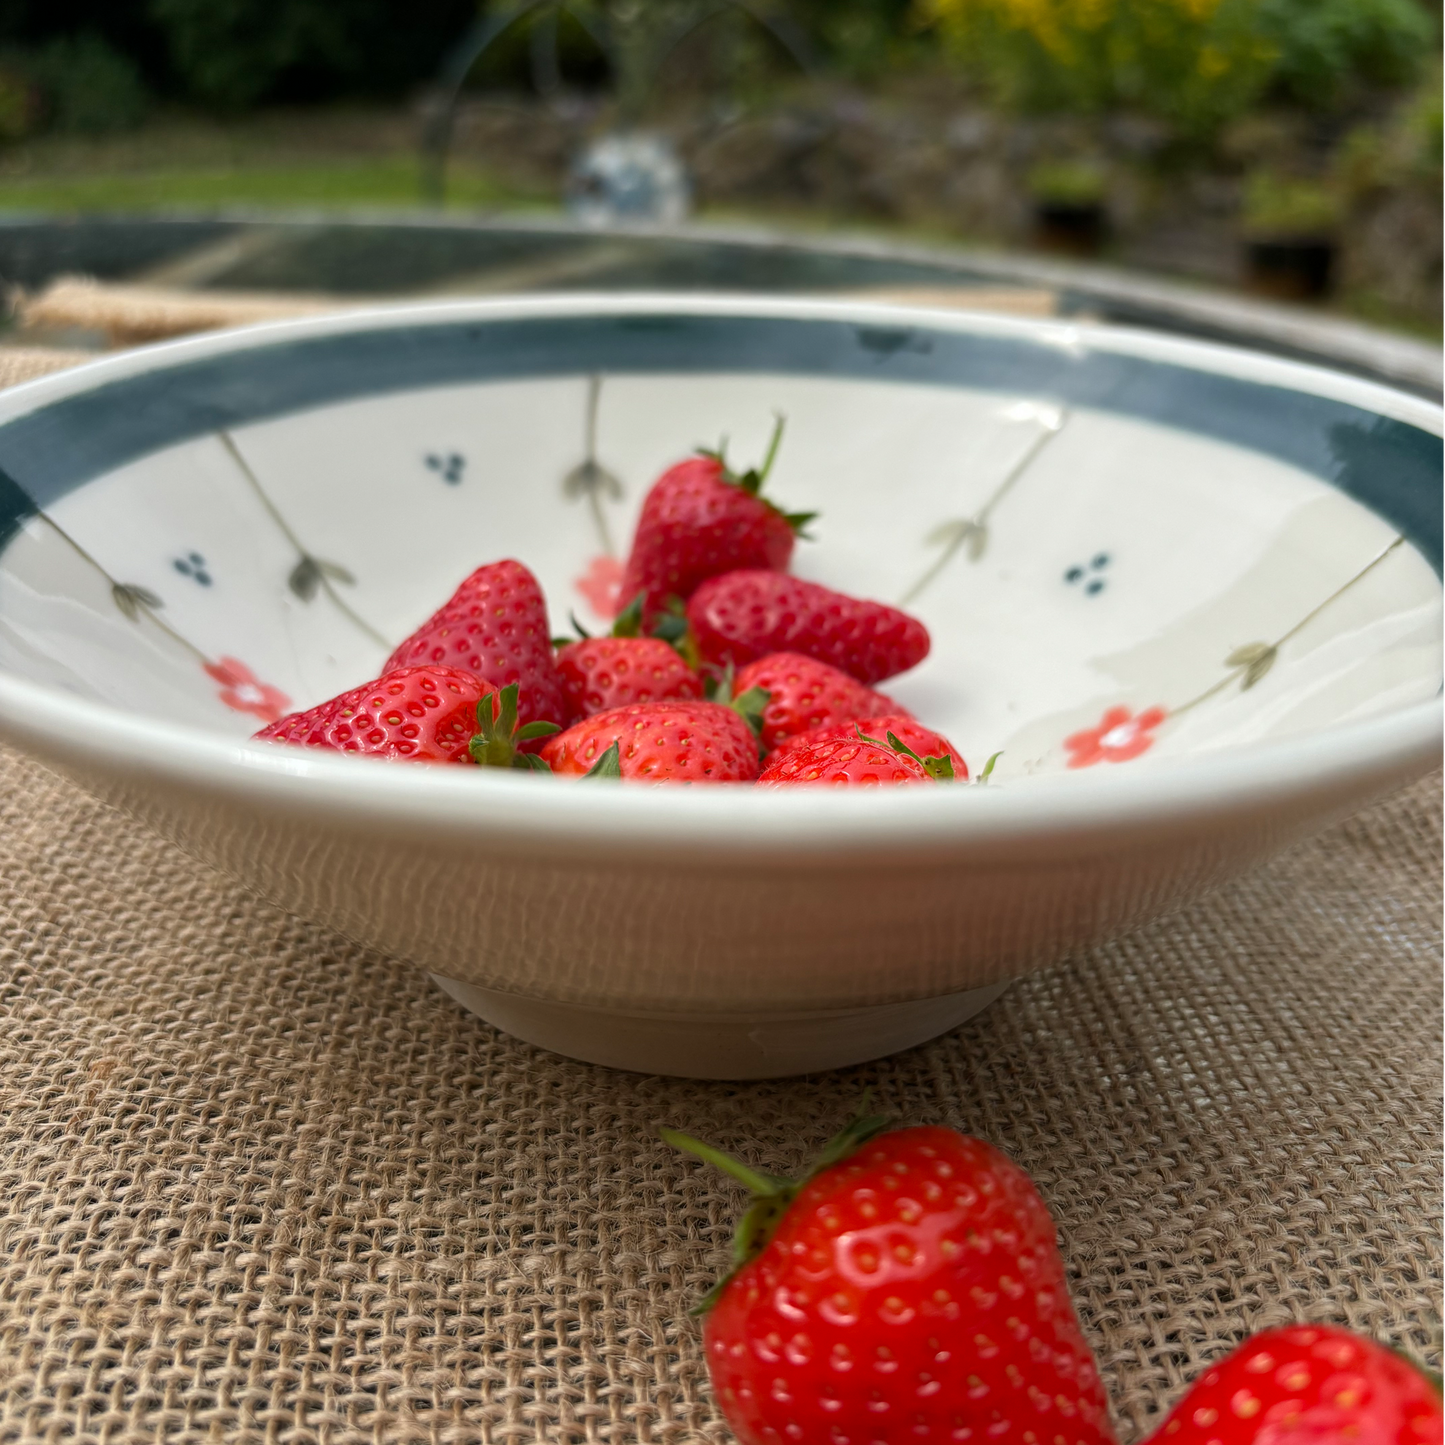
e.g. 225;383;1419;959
755;411;785;487
662;1099;893;1315
659;1129;787;1196
694;413;815;537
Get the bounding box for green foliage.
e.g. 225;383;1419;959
920;0;1437;134
147;0;361;110
1401;67;1442;176
0;0;476;112
0;65;39;141
792;0;921;78
0;0;1432;120
1027;158;1106;202
920;0;1279;135
33;34;149;132
0;34;149;136
1241;170;1342;235
1260;0;1434;106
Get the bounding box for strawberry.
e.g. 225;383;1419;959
733;652;906;754
555;592;703;720
540;700;762;783
687;571;930;685
620;416;815;627
383;559;567;733
254;666;486;762
768;714;970;779
757;726;947;785
556;635;704;721
664;1111;1114;1445
1143;1324;1441;1445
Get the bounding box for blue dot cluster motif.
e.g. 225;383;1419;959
425;452;466;485
173;551;212;586
1065;553;1110;596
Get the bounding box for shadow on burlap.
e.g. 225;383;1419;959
0;746;1438;1445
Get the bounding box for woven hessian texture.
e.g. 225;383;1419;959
0;744;1439;1444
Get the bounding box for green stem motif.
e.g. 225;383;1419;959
219;430;391;651
561;374;624;557
36;512;210;665
900;406;1068;605
1170;535;1406;719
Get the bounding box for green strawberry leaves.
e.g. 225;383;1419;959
705;662;770;747
695;413;817;539
468;683;560;771
584;740;623;778
650;597;702;668
730;685;771;741
610;592;646;639
856;725;956;781
854;727;1004;785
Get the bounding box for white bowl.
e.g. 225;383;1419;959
0;295;1438;1078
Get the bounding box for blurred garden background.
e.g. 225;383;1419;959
0;0;1438;334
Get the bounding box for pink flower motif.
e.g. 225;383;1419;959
1064;705;1167;769
575;555;624;618
205;656;291;724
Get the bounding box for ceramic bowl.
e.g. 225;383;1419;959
0;296;1438;1078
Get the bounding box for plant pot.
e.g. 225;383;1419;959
1244;237;1336;301
1033;200;1107;256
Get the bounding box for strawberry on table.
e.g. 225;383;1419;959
768;713;969;779
620;416;815;627
1143;1324;1441;1445
734;652;906;754
688;571;930;685
556;593;703;721
540;700;762;783
664;1110;1115;1445
384;559;567;733
254;666;487;762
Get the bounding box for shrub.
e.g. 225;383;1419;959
0;65;40;141
1263;0;1434;106
920;0;1435;134
919;0;1277;133
1028;158;1108;202
8;33;148;134
147;0;361;110
1241;171;1342;235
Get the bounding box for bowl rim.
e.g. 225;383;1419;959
0;291;1439;861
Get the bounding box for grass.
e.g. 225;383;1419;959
0;109;547;215
0;157;537;214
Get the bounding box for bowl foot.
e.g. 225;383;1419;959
428;976;1010;1078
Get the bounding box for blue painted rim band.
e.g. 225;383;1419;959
0;312;1439;571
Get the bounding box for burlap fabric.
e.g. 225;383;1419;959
0;741;1439;1444
14;278;341;347
0;346;97;388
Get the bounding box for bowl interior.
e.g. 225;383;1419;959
0;300;1439;783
